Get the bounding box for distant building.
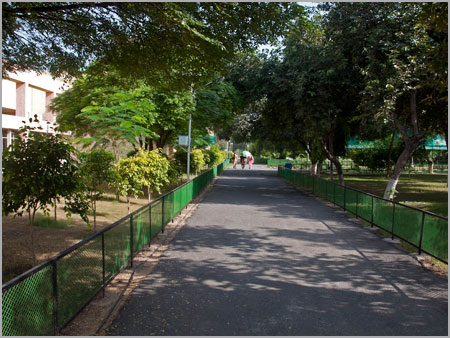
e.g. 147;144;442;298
2;70;70;151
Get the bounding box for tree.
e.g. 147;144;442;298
137;149;170;203
3;2;302;88
52;67;239;153
323;3;447;198
2;120;88;264
79;149;116;231
227;15;362;184
113;155;146;214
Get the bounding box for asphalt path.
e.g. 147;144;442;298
107;165;448;335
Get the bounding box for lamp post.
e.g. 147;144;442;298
187;113;192;182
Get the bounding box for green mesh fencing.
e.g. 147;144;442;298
278;167;447;263
134;207;150;253
174;188;181;216
151;200;163;237
422;214;448;261
2;160;230;336
57;236;103;327
356;192;372;223
393;206;422;246
345;189;357;215
334;184;345;208
104;218;131;280
372;197;393;232
164;193;174;225
2;266;54;336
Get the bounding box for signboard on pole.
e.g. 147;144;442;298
178;136;188;146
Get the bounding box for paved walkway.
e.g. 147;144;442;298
107;165;447;335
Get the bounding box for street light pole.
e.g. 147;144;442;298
187;113;192;182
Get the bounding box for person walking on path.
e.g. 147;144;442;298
232;153;238;169
247;154;254;169
240;155;246;169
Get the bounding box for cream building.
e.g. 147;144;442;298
2;70;71;151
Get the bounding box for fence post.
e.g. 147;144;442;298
149;205;152;247
52;259;58;335
162;196;165;234
418;212;425;255
391;203;395;240
356;191;358;218
102;233;105;297
371;196;374;227
130;214;133;268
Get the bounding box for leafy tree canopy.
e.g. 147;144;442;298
52;67;239;152
3;2;303;88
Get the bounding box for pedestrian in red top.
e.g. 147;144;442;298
247;154;254;169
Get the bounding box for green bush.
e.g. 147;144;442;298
348;140;404;171
203;145;224;168
167;160;182;184
174;147;205;175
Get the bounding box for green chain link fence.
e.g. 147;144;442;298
2;159;230;336
278;166;448;264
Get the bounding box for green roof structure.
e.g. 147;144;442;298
346;135;447;150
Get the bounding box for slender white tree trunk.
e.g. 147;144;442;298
310;161;318;175
317;160;323;177
384;90;422;199
427;160;434;174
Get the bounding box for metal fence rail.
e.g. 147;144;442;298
268;159;448;172
2;159;230;336
278;166;448;264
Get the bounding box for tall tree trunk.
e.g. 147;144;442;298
386;130;396;177
383;143;419;199
127;196;131;214
310;160;318;175
28;208;37;266
321;134;344;185
383;90;422;199
330;161;334;182
54;198;57;221
113;143;121;201
147;186;151;204
427;157;434;174
93;199;97;232
317;160;323;177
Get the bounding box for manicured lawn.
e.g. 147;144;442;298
325;173;448;217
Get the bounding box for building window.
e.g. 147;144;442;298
10;131;16;149
30;86;46;121
3;130;8;151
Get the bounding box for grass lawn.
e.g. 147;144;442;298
324;173;448;217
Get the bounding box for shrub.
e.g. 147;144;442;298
203;145;223;168
174;147;205;175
